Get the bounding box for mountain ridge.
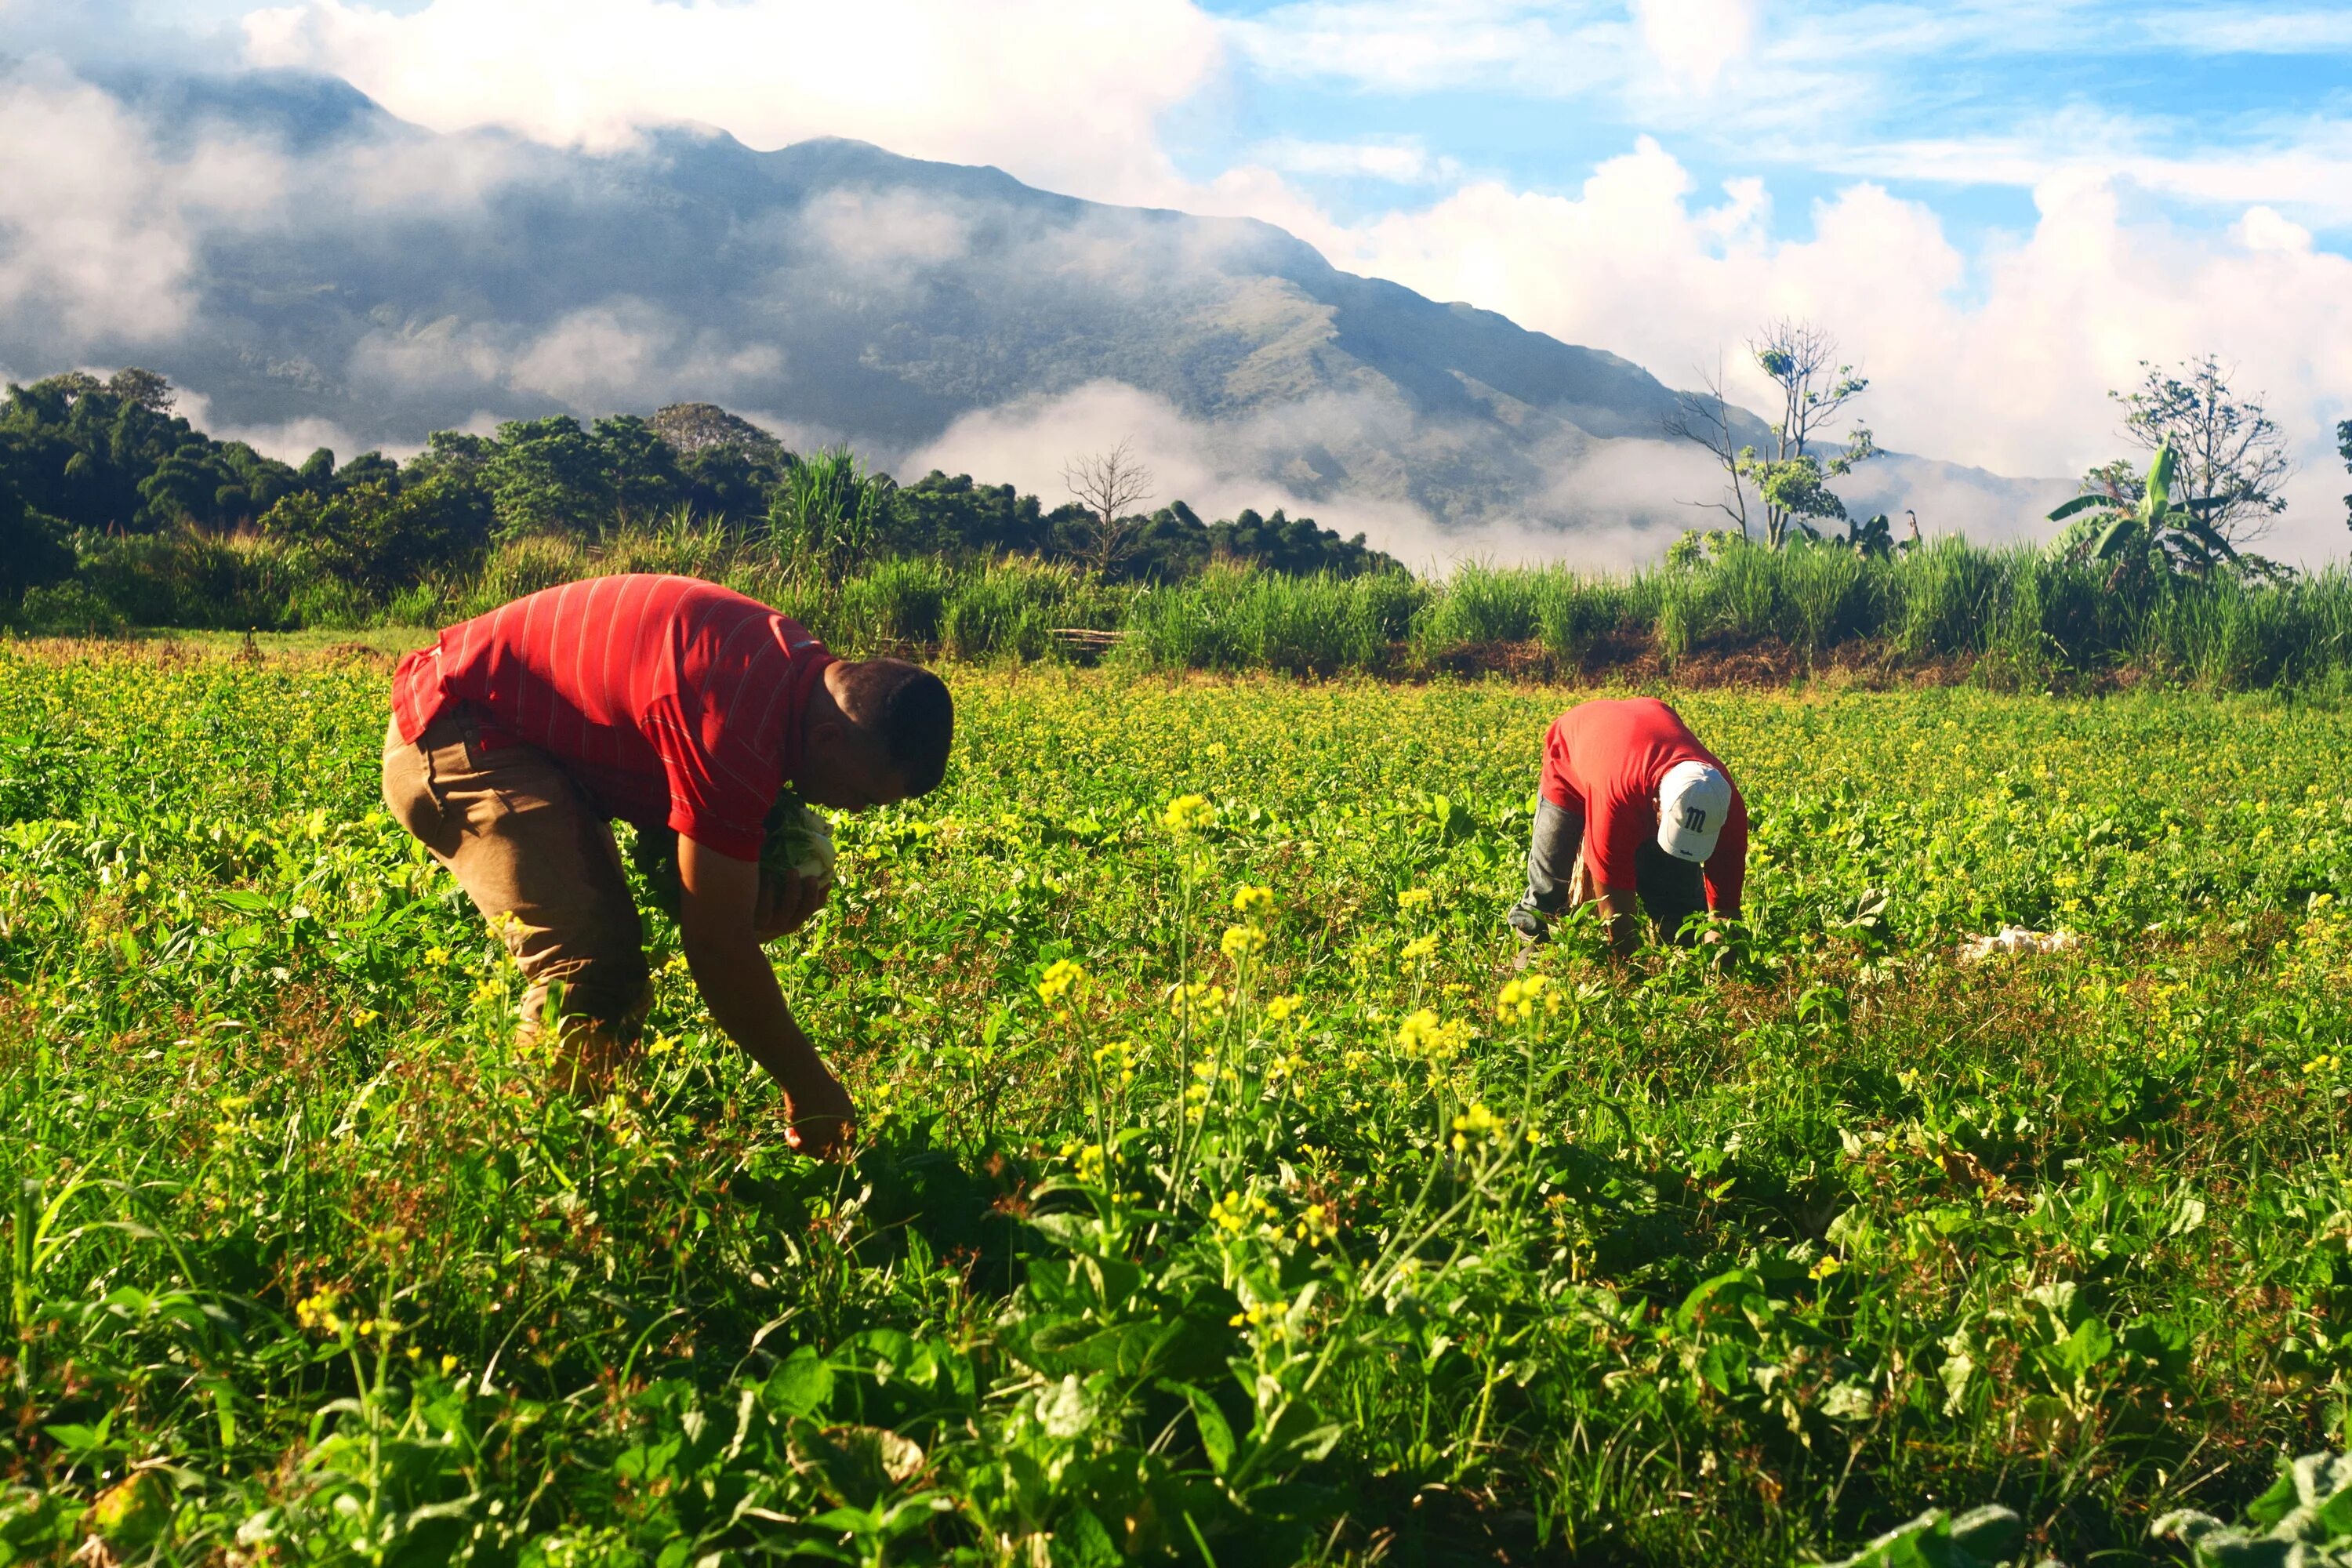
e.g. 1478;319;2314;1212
2;68;2062;549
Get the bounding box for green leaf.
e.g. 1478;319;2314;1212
2046;493;2109;521
1171;1382;1234;1475
2092;517;2140;560
764;1347;834;1419
2147;441;2177;505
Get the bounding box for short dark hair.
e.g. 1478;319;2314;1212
844;659;953;796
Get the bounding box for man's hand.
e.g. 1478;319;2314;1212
782;1066;855;1158
677;834;856;1160
752;868;829;944
1599;887;1642;957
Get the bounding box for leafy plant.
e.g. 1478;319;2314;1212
2045;440;2253;581
2154;1450;2352;1565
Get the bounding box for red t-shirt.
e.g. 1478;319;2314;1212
1539;697;1748;913
390;575;834;861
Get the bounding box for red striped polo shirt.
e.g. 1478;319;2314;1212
1539;697;1748;914
390;575;833;860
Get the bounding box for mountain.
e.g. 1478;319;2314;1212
1;68;2063;549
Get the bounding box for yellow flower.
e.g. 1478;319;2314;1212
1057;1138;1107;1184
1295;1202;1338;1245
296;1288;347;1338
1450;1102;1502;1152
1397;887;1432;910
1221;924;1266;959
1395;1008;1471;1062
1169;981;1229;1017
1399;935;1439;963
1036;957;1087;1005
350;1007;380;1029
1162;793;1218;833
1264;993;1304;1022
1494;971;1552;1022
1809;1255;1846;1281
423;946;449;966
1231;884;1275;916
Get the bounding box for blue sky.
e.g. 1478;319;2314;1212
5;0;2350;555
1178;1;2352;241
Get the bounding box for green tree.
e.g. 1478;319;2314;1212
405;431;495;486
2337;418;2350;536
2106;355;2291;554
334;451;401;493
298;447;336;493
260;472;492;590
590;415;684;519
483;416;611;536
1663;327;1875;550
0;474;72;600
1743;321;1876;550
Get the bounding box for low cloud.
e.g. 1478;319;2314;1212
240;0;1224;207
0;61;288;348
1229;140;2352;563
507;305;785;412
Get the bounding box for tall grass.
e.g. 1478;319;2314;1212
15;521;2352;691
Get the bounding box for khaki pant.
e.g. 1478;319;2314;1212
381;710;651;1090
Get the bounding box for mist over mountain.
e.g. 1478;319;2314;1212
0;66;2064;560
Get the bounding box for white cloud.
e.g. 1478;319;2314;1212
240;0;1224;205
1257;141;2352;561
1634;0;1755;90
1819;114;2352;229
507;303;784;412
0;60;288;346
906;377;1556;571
176;389;365;463
1225;1;1622;95
348;300;787;414
1247;137;1459;185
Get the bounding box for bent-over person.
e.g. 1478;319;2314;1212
1507;696;1746;955
380;573;951;1156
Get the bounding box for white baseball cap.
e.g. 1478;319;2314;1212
1657;760;1733;862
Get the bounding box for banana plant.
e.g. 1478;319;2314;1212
2045;441;2240;579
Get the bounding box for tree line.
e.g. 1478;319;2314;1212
0;372;1398;610
1664;323;2338;579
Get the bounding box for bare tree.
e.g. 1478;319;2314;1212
1748;319;1875;549
1664;324;1876;550
2110;355;2292;552
1064;438;1156;577
1661;356;1752;539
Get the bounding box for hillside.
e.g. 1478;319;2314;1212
4;69;2061;544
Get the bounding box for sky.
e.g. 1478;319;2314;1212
5;0;2351;559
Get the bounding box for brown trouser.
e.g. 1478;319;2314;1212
381;710;651;1085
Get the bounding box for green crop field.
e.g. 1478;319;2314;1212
2;642;2349;1566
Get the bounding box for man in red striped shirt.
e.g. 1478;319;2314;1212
380;574;953;1156
1507;696;1748;956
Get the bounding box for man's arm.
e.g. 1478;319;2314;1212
1704;794;1749;917
1582;796;1647;956
677;834;854;1157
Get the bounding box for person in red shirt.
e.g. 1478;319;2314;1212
379;574;953;1156
1507;696;1747;955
